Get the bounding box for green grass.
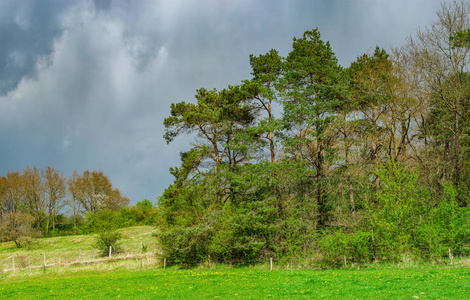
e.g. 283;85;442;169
2;228;470;298
0;226;158;273
1;264;470;299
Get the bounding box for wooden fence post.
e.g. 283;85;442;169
344;255;347;268
43;253;46;271
12;257;15;272
164;257;166;270
270;257;273;271
141;241;143;254
109;246;112;259
449;248;453;265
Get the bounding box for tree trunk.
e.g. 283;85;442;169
268;100;276;163
317;141;327;227
348;177;355;215
343;114;355;216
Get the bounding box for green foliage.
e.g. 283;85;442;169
96;230;122;256
418;182;470;258
92;210;122;255
157;159;320;265
282;28;344;227
159;22;470;267
141;243;148;253
318;229;373;265
117;199;157;227
365;161;425;260
157;224;212;265
451;28;470;48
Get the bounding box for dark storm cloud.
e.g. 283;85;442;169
0;0;449;203
0;0;70;95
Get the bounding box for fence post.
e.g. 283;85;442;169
43;253;46;271
141;241;143;254
164;257;166;270
344;255;347;268
449;248;453;265
12;257;15;272
109;246;112;259
270;257;273;271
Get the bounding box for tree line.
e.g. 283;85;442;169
0;166;157;248
157;1;470;266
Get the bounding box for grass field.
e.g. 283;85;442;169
2;227;470;299
0;226;158;273
1;264;470;299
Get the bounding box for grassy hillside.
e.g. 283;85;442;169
0;226;158;276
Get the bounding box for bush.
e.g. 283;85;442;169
365;161;425;261
96;230;122;256
418;182;470;259
318;228;373;266
92;210;122;256
157;224;212;266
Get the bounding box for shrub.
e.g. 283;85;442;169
318;228;373;266
92;210;122;256
96;230;122;256
157;224;212;266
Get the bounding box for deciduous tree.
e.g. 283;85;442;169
22;166;44;231
42;166;67;234
68;170;129;214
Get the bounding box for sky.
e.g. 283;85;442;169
0;0;450;204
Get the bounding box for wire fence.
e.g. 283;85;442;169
2;246;460;273
153;248;461;270
2;249;283;273
0;242;159;273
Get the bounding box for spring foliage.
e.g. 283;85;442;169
157;2;470;266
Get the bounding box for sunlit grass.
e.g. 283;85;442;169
0;226;157;273
2;227;470;298
1;264;470;299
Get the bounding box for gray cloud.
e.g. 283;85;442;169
0;0;70;95
0;0;450;203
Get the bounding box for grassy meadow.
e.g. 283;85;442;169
1;226;470;299
1;263;470;299
0;226;158;273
